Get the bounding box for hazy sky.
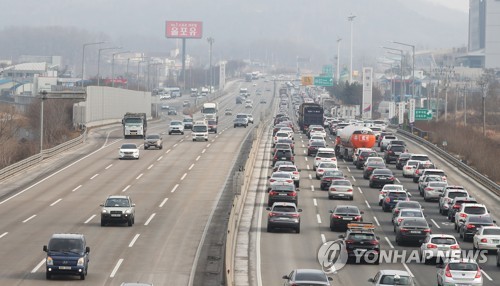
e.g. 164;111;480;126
424;0;469;12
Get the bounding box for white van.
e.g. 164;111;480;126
192;122;208;141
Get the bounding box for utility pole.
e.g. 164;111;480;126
336;37;342;85
348;15;356;84
207;37;215;89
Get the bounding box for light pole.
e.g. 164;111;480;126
392;41;415;98
39;90;47;154
207;37;215;89
336;37;342;84
111;51;130;87
97;46;121;86
81;41;104;87
383;47;404;101
348;15;356;83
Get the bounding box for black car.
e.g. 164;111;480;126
329;205;364;231
459;215;496;242
167;108;177;115
339;223;380;264
320;170;345;190
283;269;333;285
356;151;378;169
396;153;412;169
267;182;299;207
307;140;327;156
369;168;395;188
384;144;406;163
266;202;302;233
182;118;193;129
363;161;386;179
395;218;431;245
273;149;294;166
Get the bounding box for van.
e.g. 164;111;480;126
192;122;208;141
43;233;90;280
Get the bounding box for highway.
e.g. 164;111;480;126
255;101;500;285
0;79;273;285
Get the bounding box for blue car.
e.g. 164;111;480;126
382;190;411;212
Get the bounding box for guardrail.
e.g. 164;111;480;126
0;130;87;182
396;128;500;196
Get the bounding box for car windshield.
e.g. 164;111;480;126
380;275;412;285
397;202;420;209
170;121;182;125
373;169;392;175
295;272;328;282
121;144;137;149
430;237;456;245
402;220;428;227
317;153;334;158
183;119;193;122
400;210;423;217
278;166;296;172
389;192;407;198
411;155;430;161
311;142;326;147
105;198;130;207
272;173;291;178
323;171;343;177
448;191;468;198
468;216;493;223
272;206;296;212
384;185;404;191
332;180;351;186
429;182;448;187
48;238;83;252
319;163;337;168
335;207;358;214
448;263;478;271
483;228;500;235
271;185;295;191
146;135;160;139
193;126;207;132
349;233;375;240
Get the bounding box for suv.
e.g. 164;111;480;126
313;148;336;170
267;182;299;206
384;144;406;163
273;149;294;166
277;164;301;187
447;197;477;222
454;203;489;231
353;148;372;166
144;134;163;150
182;118;193;129
168;120;185;135
382;190;411;212
380;135;398;151
439;188;470;215
43;233;90;280
339;223;380;264
100;195;136;226
266;202;302;233
377;131;394;147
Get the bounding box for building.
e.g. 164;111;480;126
467;0;500;69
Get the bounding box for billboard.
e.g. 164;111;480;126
362;67;373;120
398;102;405;124
408;99;416;123
165;21;203;39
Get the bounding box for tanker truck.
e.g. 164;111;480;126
335;125;376;161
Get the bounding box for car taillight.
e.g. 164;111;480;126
288;192;297;197
354;215;362;220
423;228;431;233
290;213;300;217
330;188;337;192
315;158;321;160
452;205;460;209
269;191;278;196
460;213;467;218
347;189;353;192
286;179;293;183
397;218;403;224
475;269;482;279
318;169;323;173
345;240;354;244
416;170;420;175
372;176;378;179
394;209;400;214
425;187;432;191
270;179;276;183
269;212;278;217
405;166;412;170
389;151;394;154
367;167;373;171
450;244;460;250
291;156;294;161
389;176;395;180
426;243;437;249
359;156;365;160
273;156;278;160
385;197;391;202
293;171;299;175
480;238;488;243
400;228;408;232
333;215;342;219
444;265;452;278
466;224;475;229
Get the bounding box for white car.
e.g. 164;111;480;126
436;259;483;286
328;179;354;200
402;160;419;177
279;127;294;137
454;203;489;231
315;162;338;179
309;129;327;139
168;120;185;135
313;148;336;170
277;164;301;187
379;184;406;206
119;143;140;160
273;131;292;147
380;135;397;151
309;135;326;145
473;226;500;250
268;171;294;185
420;234;461;264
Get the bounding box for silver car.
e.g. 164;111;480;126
423;181;448;201
419;234;461;264
368;269;414;285
328;179;354;200
436;259;483;286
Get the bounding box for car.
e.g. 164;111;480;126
447;196;478;222
454;203;489;231
459;215;496;242
168;120;185;135
393;208;425;228
272;142;294;156
363;160;386;179
329;205;363;230
283;269;333;286
267;182;299;206
272;160;294;172
309;135;326;145
43;233;90;280
402;160;419;177
207;119;217;133
339;223;380;264
119;143;140;159
167;108;177;115
380;135;397;151
313;148;336;170
182;117;193;129
396;152;412;170
418;174;445;195
368;270;415;285
417;169;447;185
276;164;301;187
394;217;431;246
376;131;393;146
353;147;372;165
391;201;423;222
423;181;448;201
356;150;379;169
473;226;500;251
320;170;345;190
224;108;233;115
273;131;292;147
272;149;294;166
328;179;354;200
439;188;470;215
100;195;135;226
436;259;483;286
412;161;437;182
236;113;251;124
384;144;406;163
276;137;295;151
379;185;406;206
308;126;326;139
143;134;162;150
260;98;267;104
369;168;395;188
419;234;461;264
246;114;254;124
382;190;411;212
245;101;253;108
233;117;248;128
268;171;294;185
182;100;190;107
266;202;302;233
316;161;338;179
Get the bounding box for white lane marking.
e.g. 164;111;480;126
171;184;179;193
342;159;346;163
311;185;315;192
303;150;306;154
189;163;195;170
196;155;201;161
147;164;154;170
173;143;178;147
396;178;401;183
313;199;318;207
144;213;156;226
166;149;171;154
181;173;187;180
321;234;327;245
211;139;215;142
357;187;363;194
351;176;356;182
71;185;82;192
481;269;492;281
304;157;308;161
402;262;414;277
307;165;310;170
159;198;168;208
365;200;371;209
157;156;163;161
202;149;206;154
373;216;381;226
308;174;312;180
122;185;131;192
346;166;351;172
385;237;395;249
105;164;113;170
23;214;36;223
90;174;99;180
31;259;45;273
302;144;305;148
84;214;96;224
431;219;441;229
0;232;8;239
316;214;322;224
50;199;62;207
128;234;140;247
207;143;211;147
215;135;218;138
136;173;143;180
180;139;184;142
110;258;124;278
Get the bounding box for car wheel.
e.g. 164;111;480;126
46;272;51;280
296;226;300;234
205;139;208;141
369;182;373;188
192;139;195;142
267;225;273;232
181;132;184;135
330;224;335;231
328;195;333;200
101;220;106;226
80;273;85;280
395;235;400;246
378;200;382;206
159;146;163;149
349;196;353;201
473;243;477;251
315;175;319;179
128;219;133;226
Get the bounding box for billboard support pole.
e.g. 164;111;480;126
182;38;186;91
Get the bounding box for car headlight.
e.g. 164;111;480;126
102;209;108;214
125;209;131;214
46;256;53;266
77;257;85;266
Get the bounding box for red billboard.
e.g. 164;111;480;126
165;21;203;39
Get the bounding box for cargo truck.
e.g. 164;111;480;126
122;112;147;139
335;125;376;161
298;103;323;133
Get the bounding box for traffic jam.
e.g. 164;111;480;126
268;87;498;286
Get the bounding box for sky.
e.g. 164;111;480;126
425;0;469;12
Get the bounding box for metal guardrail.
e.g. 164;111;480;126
0;130;87;181
396;128;500;196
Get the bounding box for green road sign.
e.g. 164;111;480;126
322;65;333;76
415;108;433;120
314;76;333;86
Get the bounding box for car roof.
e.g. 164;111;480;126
108;195;129;199
317;148;335;152
271;202;297;207
378;270;412;276
51;233;85;239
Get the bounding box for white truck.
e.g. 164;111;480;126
122;113;147;139
201;102;219;123
192;121;208;141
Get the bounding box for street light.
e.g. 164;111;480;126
348;15;356;83
392;41;415;98
207;37;215;89
81;41;105;87
39;90;47;155
97;46;121;86
111;51;130;87
336;37;342;84
383;46;404;101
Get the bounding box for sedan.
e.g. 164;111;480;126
395;218;431;246
423;181;448;202
396;152;412;170
329;205;363;231
316;162;338;179
419;234;460;264
379;185;406;206
473;226;500;251
368;270;414;285
363;161;386;179
436;259;483;286
391;201;423;223
459;215;496;242
283;269;332;286
119;143;140;160
307;140;327;156
369;168;395;188
268;172;294;185
393;208;425;228
233;118;248;128
328;179;354;200
320;170;345;190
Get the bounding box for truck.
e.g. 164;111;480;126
201;102;218;123
245;73;253;82
298;103;323;133
335;125;376;161
122;112;147;139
